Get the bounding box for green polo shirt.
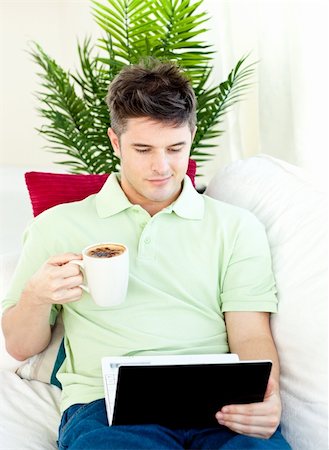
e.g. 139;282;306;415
2;174;277;412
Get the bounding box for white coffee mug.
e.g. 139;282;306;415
71;242;129;307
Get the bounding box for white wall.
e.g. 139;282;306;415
0;0;99;170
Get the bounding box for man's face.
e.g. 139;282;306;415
108;117;195;215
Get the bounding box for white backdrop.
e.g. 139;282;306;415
0;0;328;187
206;0;329;188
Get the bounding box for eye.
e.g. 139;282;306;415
168;147;183;152
134;148;149;153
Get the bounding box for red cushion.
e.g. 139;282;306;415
25;159;197;217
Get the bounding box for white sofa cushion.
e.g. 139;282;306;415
0;167;34;255
205;154;328;450
0;370;61;449
0;252;26;371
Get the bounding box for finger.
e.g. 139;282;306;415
46;259;83;280
216;405;280;439
63;286;83;302
53;286;83;303
220;401;269;417
264;376;278;399
62;274;84;289
216;411;273;428
47;253;83;266
217;418;276;439
62;263;83;278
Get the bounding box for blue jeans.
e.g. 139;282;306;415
58;399;291;450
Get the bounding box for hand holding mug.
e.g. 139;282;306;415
70;243;129;307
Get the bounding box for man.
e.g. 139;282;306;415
2;60;290;449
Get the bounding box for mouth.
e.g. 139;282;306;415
147;176;172;185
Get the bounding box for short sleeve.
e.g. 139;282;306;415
1;220;58;325
221;212;277;313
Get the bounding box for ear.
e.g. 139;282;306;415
108;128;121;158
191;126;197;141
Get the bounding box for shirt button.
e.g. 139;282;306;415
144;237;151;244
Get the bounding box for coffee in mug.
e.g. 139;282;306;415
86;244;125;259
70;242;129;307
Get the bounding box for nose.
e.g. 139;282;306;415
151;151;170;175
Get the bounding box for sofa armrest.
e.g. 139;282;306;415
0;252;27;371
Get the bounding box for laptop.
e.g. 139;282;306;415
102;354;272;429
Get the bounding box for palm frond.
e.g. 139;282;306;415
30;42;119;173
191;55;256;164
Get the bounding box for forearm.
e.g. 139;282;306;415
219;312;282;437
2;253;83;361
229;334;280;386
1;291;52;361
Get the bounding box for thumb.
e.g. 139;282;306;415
47;253;83;266
264;376;278;400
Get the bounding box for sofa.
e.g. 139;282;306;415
0;154;327;450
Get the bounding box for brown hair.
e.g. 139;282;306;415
106;58;196;136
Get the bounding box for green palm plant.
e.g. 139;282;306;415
31;0;255;175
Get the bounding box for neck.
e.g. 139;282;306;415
138;200;171;217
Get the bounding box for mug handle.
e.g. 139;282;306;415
69;259;89;293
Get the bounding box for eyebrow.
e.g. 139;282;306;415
132;141;187;148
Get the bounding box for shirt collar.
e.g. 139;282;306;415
96;173;132;218
95;173;204;220
171;176;204;220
